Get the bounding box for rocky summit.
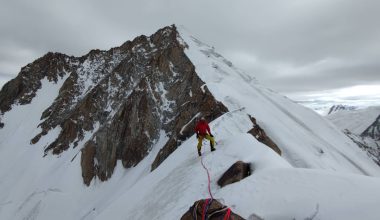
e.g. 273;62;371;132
0;25;227;185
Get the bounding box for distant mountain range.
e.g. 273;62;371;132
326;106;380;165
327;104;358;115
295;99;380;115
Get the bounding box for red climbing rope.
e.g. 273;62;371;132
223;208;231;220
199;141;231;220
200;152;214;200
201;198;210;220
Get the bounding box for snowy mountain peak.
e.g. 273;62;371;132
1;25;380;220
0;25;228;185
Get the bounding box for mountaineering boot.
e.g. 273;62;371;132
210;142;215;152
198;150;202;156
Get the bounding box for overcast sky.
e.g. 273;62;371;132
1;0;379;101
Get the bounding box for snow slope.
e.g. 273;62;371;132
326;106;380;135
3;108;378;220
178;27;380;176
1;26;380;220
98;110;380;220
325;106;380;166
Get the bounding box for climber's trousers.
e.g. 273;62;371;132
197;134;215;151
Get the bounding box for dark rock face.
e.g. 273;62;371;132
151;89;228;171
361;115;380;141
217;161;251;188
345;129;380;167
327;104;357;115
0;25;228;185
0;52;75;126
181;199;246;220
247;115;282;155
81;141;97;185
344;115;380;167
79;26;228;183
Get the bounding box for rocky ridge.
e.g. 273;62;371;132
0;25;228;185
355;114;380;165
362;115;380;141
0;24;282;186
344;130;380;166
327;104;357;115
326;107;380;167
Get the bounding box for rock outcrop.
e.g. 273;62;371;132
247;115;281;155
0;52;75;125
361;115;380;141
345;129;380;166
217;161;252;188
327;104;357;115
181;199;245;220
0;25;228;185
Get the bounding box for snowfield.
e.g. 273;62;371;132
178;27;380;177
0;26;380;220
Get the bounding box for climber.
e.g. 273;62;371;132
195;117;215;156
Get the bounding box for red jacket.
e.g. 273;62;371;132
195;120;211;136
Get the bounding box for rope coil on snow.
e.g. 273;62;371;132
199;144;231;220
207;206;229;218
223;208;231;220
201;198;213;220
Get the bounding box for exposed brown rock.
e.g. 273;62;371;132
0;25;228;185
90;83;161;181
0;52;75;127
81;141;96;186
181;199;246;220
151;84;227;171
217;161;252;188
30;133;43;145
247;115;281;156
32;51;120;154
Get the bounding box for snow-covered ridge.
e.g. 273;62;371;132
326;106;380;166
92;109;380;220
178;26;380;176
1;25;380;220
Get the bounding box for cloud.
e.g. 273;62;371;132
263;58;380;92
0;0;379;95
287;84;380;113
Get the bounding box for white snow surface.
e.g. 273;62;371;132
326;106;380;135
178;27;380;176
0;27;380;220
